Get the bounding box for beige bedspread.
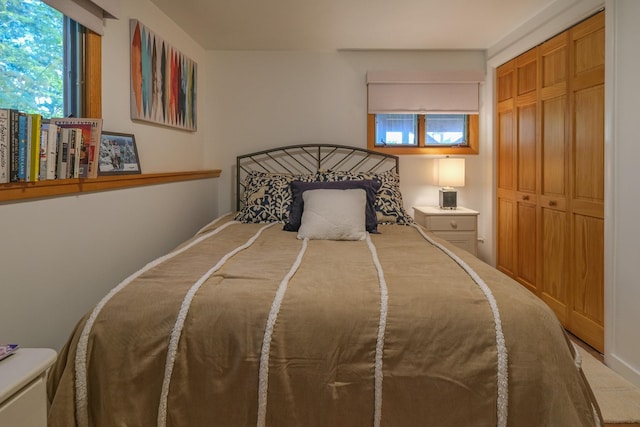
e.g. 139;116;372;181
47;214;601;426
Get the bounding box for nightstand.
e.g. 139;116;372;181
0;348;57;427
413;206;479;256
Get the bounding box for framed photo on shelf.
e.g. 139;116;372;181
98;131;141;176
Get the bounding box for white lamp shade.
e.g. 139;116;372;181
438;158;465;187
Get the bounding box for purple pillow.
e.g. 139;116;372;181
284;179;382;233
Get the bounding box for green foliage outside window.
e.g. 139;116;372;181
0;0;64;118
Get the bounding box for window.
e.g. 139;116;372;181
368;113;479;155
0;0;102;119
374;114;417;145
425;114;467;146
366;70;482;155
1;0;64;117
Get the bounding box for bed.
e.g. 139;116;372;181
47;144;602;426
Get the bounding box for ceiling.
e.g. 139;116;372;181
148;0;557;51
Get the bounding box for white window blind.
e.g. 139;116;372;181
42;0;120;35
367;70;484;114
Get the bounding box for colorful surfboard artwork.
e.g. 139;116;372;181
129;19;197;131
131;21;142;117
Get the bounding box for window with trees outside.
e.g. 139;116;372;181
0;0;100;119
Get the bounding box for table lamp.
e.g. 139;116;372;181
438;157;465;209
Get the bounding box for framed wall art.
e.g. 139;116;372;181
129;19;197;131
98;131;141;175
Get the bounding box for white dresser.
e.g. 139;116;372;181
0;348;57;427
413;206;479;256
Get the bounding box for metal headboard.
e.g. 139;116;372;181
236;144;399;211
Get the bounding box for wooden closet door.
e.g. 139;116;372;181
515;49;539;293
568;12;605;352
496;60;517;277
494;11;605;352
539;32;570;323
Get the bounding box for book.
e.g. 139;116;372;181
67;128;76;178
51;118;102;178
28;113;42;182
45;123;59;179
25;114;32;181
73;128;84;178
56;127;71;179
0;108;9;183
9;109;20;182
39;123;49;181
17;112;27;181
67;128;83;179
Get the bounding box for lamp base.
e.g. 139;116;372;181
439;188;457;209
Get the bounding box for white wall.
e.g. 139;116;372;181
0;181;217;350
204;50;490;254
0;0;218;351
101;0;207;173
604;0;640;388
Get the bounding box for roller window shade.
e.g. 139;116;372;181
42;0;120;35
367;70;484;114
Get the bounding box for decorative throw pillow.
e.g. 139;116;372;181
297;189;367;241
284;179;382;233
235;171;315;223
315;169;414;225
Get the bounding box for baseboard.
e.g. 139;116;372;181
606;353;640;389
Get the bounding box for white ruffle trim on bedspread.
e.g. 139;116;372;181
74;220;511;427
411;224;509;427
74;220;244;427
257;237;309;426
365;234;390;427
158;222;279;427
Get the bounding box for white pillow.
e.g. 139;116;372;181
297;189;367;241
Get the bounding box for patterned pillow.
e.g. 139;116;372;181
315;169;414;225
235;171;315;223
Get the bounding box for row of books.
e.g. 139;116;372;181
0;108;103;183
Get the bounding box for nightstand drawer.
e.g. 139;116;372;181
431;231;477;254
0;376;46;427
0;348;57;427
427;215;476;231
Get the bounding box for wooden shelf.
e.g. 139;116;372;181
0;170;221;203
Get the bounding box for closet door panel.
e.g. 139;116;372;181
517;103;537;195
573;85;605;205
497;109;515;191
516;202;537;292
516;49;537;96
568;10;605;352
571;213;604;351
496;60;517;279
572;12;605;80
497;197;516;276
541;96;567;199
541;35;567;89
540;207;568;322
497;62;514;102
